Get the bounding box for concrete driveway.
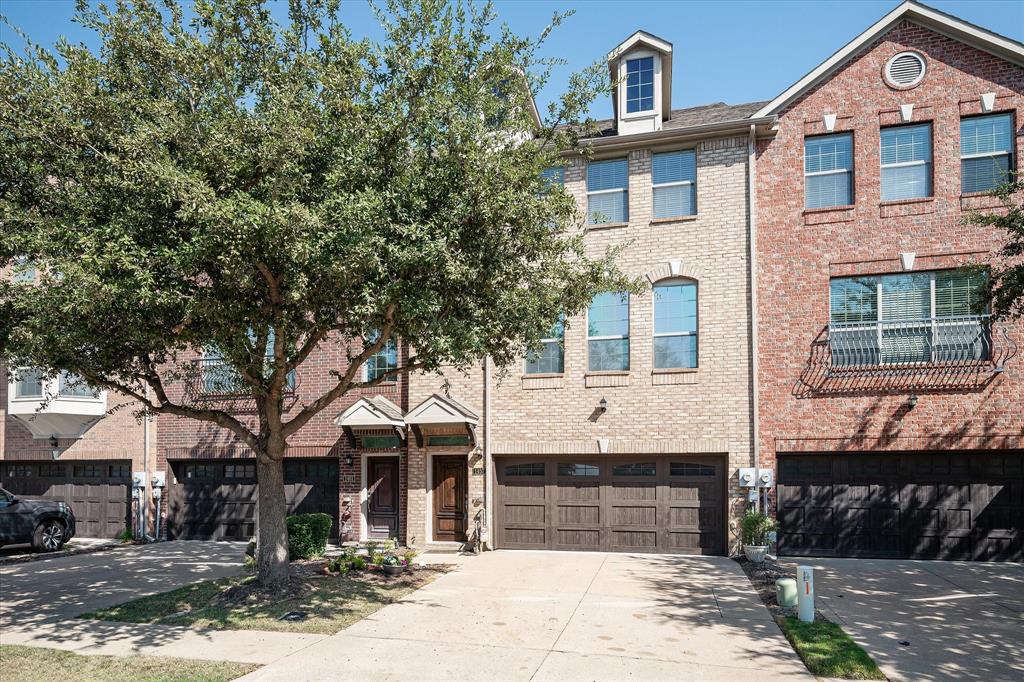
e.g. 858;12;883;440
242;550;810;681
0;540;246;627
797;558;1024;682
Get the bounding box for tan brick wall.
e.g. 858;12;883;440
407;134;756;551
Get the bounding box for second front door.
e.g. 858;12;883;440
367;457;399;539
433;456;467;542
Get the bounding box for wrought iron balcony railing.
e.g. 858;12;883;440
828;314;995;371
197;357;297;397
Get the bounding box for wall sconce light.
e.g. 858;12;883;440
344;453;354;467
908;394;918;408
49;435;60;459
598;397;608;414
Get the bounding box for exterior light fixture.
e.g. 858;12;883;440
908;394;918;408
598;398;608;413
49;435;60;459
344;453;354;467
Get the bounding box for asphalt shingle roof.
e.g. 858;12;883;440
588;100;770;138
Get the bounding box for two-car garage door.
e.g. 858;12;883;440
495;456;725;555
778;452;1023;561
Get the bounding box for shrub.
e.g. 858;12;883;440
740;509;777;546
117;527;134;543
286;513;333;560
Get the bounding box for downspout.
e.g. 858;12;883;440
747;123;763;514
142;385;155;541
482;355;493;550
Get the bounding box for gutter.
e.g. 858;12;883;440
747;123;763;513
572;115;777;154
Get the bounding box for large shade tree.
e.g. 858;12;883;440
0;0;627;587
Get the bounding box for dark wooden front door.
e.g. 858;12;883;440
367;457;399;539
433;456;467;542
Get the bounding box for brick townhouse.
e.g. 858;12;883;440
754;1;1023;561
3;1;1022;562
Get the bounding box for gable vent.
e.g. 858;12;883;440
885;52;926;87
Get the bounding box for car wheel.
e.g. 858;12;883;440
32;520;66;553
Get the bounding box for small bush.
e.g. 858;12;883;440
286;513;333;560
117;528;134;543
740;509;776;546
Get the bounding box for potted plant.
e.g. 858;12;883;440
740;509;776;563
379;553;406;576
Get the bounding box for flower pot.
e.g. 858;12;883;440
381;564;406;576
744;545;768;563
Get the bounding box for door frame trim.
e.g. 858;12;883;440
359;452;401;542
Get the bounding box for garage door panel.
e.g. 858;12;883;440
779;451;1023;562
496;455;725;555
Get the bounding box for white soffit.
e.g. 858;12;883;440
405;393;479;426
752;1;1024;119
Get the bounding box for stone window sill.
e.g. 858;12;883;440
802;205;855;215
650;215;698;225
651;368;698;374
879;197;934;207
586;222;629;232
584;371;630;376
521;372;564;379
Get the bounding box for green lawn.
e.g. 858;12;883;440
80;569;440;635
778;616;886;680
0;644;256;682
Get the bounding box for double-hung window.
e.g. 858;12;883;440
805;133;853;208
653;280;698;369
625;56;654;113
829;270;989;367
587;158;628;224
588;292;629;371
961;113;1014;194
525;317;564;374
880;123;932;201
365;333;398;383
652;150;696;218
58;371;96;398
540;167;565;230
12;256;36;284
14;368;44;398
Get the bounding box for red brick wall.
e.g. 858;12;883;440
155;335;411;543
756;20;1024;487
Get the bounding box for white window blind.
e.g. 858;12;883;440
652;150;696;218
653;281;698;369
587;159;629;224
805;133;853;208
588;292;629;371
881;124;932;201
961;113;1014;194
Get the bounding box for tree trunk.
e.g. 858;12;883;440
255;448;290;589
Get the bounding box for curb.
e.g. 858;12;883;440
0;540;125;567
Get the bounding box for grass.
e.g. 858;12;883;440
0;644;256;682
80;569;441;635
778;616;886;680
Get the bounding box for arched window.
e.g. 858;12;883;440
653;280;697;369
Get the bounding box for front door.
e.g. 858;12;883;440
366;457;399;539
432;456;467;542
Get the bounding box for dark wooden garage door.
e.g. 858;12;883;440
168;458;339;541
495;456;725;555
778;452;1023;561
0;460;130;538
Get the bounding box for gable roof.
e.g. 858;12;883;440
405;393;479;425
607;31;674;123
335;395;405;428
752;0;1024;118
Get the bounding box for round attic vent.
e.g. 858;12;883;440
885;51;926;87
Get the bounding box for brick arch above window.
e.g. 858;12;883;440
645;260;703;285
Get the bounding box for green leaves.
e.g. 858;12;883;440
964;180;1024;320
0;0;622;441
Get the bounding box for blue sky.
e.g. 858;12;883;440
2;1;1021;119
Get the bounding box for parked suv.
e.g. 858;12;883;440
0;487;76;552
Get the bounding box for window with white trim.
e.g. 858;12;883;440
961;113;1014;194
58;371;97;398
625;56;654;113
652;150;696;218
525;317;564;374
829;269;989;366
880;123;932;201
653;280;698;369
588;292;629;371
365;333;398;383
14;368;44;398
587;158;628;224
805;133;853;208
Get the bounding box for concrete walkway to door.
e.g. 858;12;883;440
241;550;810;681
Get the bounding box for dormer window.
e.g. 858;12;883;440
625;56;655;113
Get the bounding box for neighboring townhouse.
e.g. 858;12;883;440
754;1;1024;561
